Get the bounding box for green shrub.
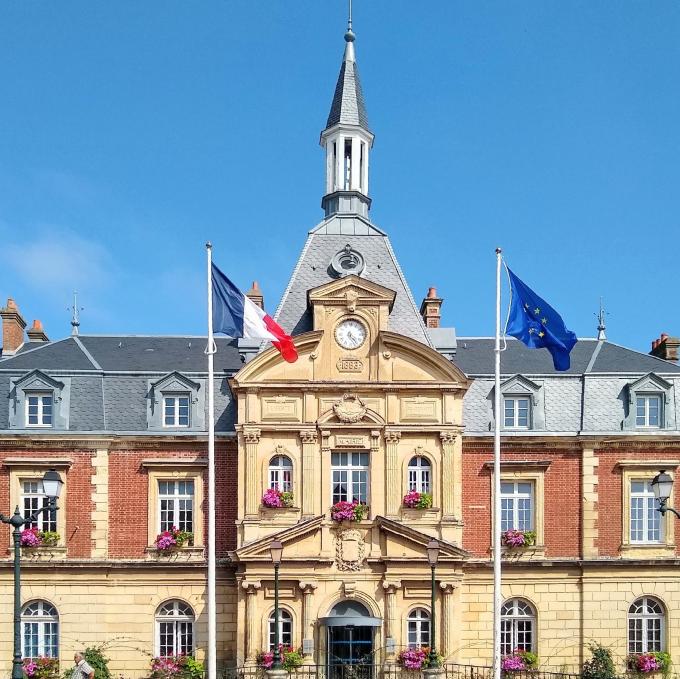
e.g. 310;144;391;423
581;643;616;679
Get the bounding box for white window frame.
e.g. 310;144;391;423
25;392;53;428
504;396;530;430
407;607;431;649
331;451;369;504
407;456;431;494
21;600;59;659
630;479;663;544
500;481;534;532
268;609;293;650
501;599;536;656
158;479;194;536
628;597;665;654
269;456;293;492
155;600;195;657
163;393;190;428
636;395;662;428
21;479;57;533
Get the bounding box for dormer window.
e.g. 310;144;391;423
504;397;530;429
163;394;190;428
636;395;661;428
26;393;53;428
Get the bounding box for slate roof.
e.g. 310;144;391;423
325;33;369;131
274;222;431;345
452;338;680;376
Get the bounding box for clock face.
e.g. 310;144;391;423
335;319;367;350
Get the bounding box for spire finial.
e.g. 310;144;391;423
595;297;607;341
345;0;355;45
69;290;83;336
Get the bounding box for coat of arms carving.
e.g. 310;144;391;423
335;529;366;572
332;394;367;423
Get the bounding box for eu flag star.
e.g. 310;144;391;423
534;307;541;315
538;331;545;338
528;327;536;335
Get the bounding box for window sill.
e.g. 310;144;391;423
260;506;301;520
401;507;440;521
620;543;676;559
11;546;67;561
145;546;205;561
493;545;546;560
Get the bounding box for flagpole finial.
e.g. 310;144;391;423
206;241;212;250
495;247;502;255
69;290;83;336
595;297;607;341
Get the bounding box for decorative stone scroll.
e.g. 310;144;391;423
333;394;368;423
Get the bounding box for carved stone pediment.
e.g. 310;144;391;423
333;394;367;423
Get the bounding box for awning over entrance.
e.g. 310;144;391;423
319;600;382;628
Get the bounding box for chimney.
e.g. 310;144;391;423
27;319;49;343
0;298;27;354
245;281;264;309
420;287;443;329
650;333;680;363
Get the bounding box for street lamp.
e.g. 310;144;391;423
269;539;284;671
652;470;680;518
0;469;63;679
426;539;440;669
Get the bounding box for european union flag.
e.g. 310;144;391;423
506;268;577;371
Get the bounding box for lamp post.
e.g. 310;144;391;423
0;469;63;679
652;470;679;519
269;539;284;671
426;539;441;669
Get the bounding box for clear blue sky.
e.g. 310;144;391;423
1;1;679;353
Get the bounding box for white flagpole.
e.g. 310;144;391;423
206;242;217;679
493;247;503;679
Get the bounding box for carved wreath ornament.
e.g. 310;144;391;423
332;394;367;424
335;529;366;572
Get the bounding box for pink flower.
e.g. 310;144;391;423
20;527;42;547
502;530;526;547
398;648;427;669
403;491;422;508
501;655;526;671
262;488;284;508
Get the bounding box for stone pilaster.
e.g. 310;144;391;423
91;448;109;558
439;582;457;658
299;581;318;657
385;431;401;517
439;432;458;519
382;579;401;654
242;581;262;661
299;430;318;518
244;429;261;517
581;445;599;558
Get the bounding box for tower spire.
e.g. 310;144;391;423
69;290;83;336
320;8;374;219
595;297;607;341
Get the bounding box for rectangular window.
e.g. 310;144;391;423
630;480;662;543
504;397;530;429
26;393;53;427
331;452;369;504
21;480;57;533
636;395;661;428
158;480;194;535
344;139;352;190
163;395;190;427
500;481;534;532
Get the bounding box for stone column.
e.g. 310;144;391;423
439;582;457;659
299;581;318;658
299;430;318;518
382;580;401;656
385;430;401;517
439;432;457;519
242;581;262;661
244;428;261;517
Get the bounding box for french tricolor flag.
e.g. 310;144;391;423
211;263;298;363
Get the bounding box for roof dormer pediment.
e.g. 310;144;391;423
501;374;541;395
308;275;396;311
13;369;64;392
629;372;672;393
151;371;201;393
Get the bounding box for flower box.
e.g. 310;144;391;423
501;530;536;548
154;527;194;552
627;652;671;674
22;656;59;678
501;649;538;672
330;501;368;523
257;645;303;671
397;647;443;670
149;654;204;678
20;528;60;549
262;488;294;509
403;491;433;509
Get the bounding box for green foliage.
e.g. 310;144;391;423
280;492;294;508
518;650;538;669
40;531;60;547
654;651;672;676
175;531;193;547
183;657;205;679
522;531;536;547
416;493;433;509
84;645;112;679
581;643;616;679
282;649;304;671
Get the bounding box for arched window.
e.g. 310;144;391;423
501;599;535;656
407;608;431;648
408;457;431;494
22;601;59;659
268;609;293;650
269;456;293;493
629;597;665;653
156;600;195;657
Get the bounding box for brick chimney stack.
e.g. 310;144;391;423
27;319;49;343
0;298;27;354
420;287;443;329
650;333;679;363
245;281;264;310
